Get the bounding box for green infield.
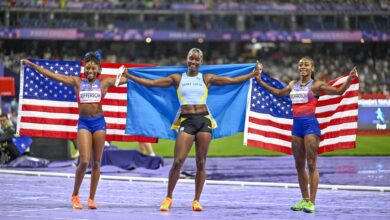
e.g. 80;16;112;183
108;133;390;157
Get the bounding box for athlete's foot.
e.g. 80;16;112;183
160;197;173;211
88;198;97;209
303;201;315;213
71;195;83;209
192;200;203;211
291;199;309;211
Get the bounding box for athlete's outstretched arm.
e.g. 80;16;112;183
317;67;358;95
22;59;78;86
254;61;293;97
124;68;178;88
102;68;128;88
206;67;259;86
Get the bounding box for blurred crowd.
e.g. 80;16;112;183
0;40;388;95
5;0;390;10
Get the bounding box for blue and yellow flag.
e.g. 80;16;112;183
125;63;256;140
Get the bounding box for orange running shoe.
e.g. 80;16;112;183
159;197;173;211
192;200;203;211
71;195;83;209
88;198;97;209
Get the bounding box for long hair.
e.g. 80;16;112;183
83;51;102;76
300;56;315;80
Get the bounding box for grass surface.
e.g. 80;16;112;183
105;133;390;158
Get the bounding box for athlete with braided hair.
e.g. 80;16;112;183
22;51;128;210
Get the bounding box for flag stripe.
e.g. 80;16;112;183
319;134;356;146
321;122;357;134
249;117;293;131
20;129;77;139
247;127;291;142
18;60;158;143
317;109;358;124
316;90;358;107
316;103;358;118
320;128;357;141
319;116;358;130
21;117;77;126
247;120;292;136
316;96;358;113
247;139;292;154
246;132;291;148
318;141;356;154
22;105;79;114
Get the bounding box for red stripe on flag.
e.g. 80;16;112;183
327;74;359;85
247;128;291;142
319;116;358;130
20;117;78;126
103;111;127;118
316;90;359;107
102;99;127;106
106;123;126;130
107;87;128;93
106;134;158;143
248;117;292;131
320;128;357;141
315;103;358;118
318;141;356;154
22;105;79;114
316;103;358;118
20;129;77;139
247;139;292;154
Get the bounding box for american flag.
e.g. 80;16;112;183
17;59;157;143
244;72;359;154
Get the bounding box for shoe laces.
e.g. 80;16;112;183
72;195;81;204
192;200;202;208
162;197;172;206
72;195;82;208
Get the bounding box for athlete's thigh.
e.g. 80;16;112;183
77;129;93;162
174;131;195;159
194;132;211;158
303;134;319;159
91;130;106;162
292;135;305;164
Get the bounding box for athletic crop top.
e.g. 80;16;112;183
290;79;318;117
177;72;208;105
77;79;103;104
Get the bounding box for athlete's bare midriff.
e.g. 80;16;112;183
180;104;208;114
78;103;104;117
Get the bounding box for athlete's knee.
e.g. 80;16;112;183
91;161;101;170
172;157;185;169
196;158;206;171
294;158;305;171
78;160;89;170
307;159;317;173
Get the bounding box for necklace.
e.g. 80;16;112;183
300;80;311;87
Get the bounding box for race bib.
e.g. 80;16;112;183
290;90;308;104
79;90;101;103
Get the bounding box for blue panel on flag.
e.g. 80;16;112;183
23;59;81;101
251;73;292;119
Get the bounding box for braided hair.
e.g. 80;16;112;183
83;51;102;76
